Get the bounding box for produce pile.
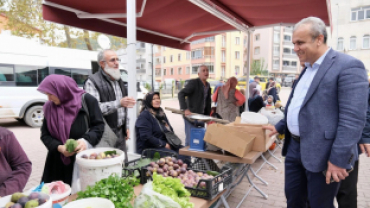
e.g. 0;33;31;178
145;157;218;188
3;192;48;208
134;173;194;208
77;174;139;208
80;150;120;160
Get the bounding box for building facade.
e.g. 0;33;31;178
154;31;247;83
331;0;370;71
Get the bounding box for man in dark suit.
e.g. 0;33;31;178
178;65;211;146
264;17;368;208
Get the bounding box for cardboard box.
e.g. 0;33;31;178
203;123;255;158
232;117;272;152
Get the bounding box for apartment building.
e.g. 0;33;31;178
331;0;370;70
154;31;247;82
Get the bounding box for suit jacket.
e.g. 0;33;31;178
178;78;211;115
275;48;368;172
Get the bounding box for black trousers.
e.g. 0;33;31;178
336;160;359;208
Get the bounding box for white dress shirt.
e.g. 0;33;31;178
287;48;330;136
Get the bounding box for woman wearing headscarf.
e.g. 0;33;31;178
38;75;104;185
248;82;265;113
267;81;279;103
135;92;190;164
212;77;245;122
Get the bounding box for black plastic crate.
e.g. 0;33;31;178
122;149;178;179
141;165;232;200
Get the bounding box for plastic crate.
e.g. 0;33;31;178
141;165;232;200
122;149;178;179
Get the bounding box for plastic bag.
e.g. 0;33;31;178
240;112;268;125
134;182;181;208
259;107;284;125
71;138;93;194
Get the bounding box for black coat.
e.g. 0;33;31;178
267;87;279;103
248;95;265;113
135;110;173;154
178;78;211;115
40;93;104;185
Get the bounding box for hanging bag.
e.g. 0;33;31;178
151;114;182;149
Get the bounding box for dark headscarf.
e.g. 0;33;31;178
37;75;85;165
143;92;166;123
249;82;257;99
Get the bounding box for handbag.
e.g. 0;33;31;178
81;93;118;148
152;114;182;149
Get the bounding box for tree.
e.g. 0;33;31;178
250;58;268;76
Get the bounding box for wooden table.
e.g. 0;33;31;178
68;185;226;208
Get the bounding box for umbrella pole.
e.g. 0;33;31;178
244;30;251;112
127;0;137;153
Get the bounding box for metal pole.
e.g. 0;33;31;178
151;44;154;91
127;0;137;153
244;30;251;112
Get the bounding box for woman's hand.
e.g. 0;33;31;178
57;145;75;157
165;143;172;150
75;139;87;153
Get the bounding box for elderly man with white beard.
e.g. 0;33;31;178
84;49;136;163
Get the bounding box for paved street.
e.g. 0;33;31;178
1;87;370;207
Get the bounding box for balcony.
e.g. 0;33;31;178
283;53;297;59
137;68;146;74
282;66;297;71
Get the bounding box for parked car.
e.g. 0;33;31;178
283;75;296;87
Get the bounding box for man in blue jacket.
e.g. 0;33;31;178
264;17;368;208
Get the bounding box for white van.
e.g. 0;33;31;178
0;35;146;127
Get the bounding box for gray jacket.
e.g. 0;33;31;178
178;78;211;115
275;49;368;172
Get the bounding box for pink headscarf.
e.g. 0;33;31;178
37;75;85;165
221;77;238;99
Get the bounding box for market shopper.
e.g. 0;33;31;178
84;49;136;162
178;65;211;146
38;75;104;185
336;78;370;208
267;81;279;103
0;127;32;196
136;92;190;164
212;77;245;122
263;17;368;208
248;82;265;113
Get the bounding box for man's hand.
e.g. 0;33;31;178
262;125;278;137
126;129;130;140
75;139;87;153
359;144;370;157
326;161;349;184
184;109;192;116
120;97;136;108
165;143;171;150
57;145;75;157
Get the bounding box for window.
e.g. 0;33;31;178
244;37;247;46
155;69;161;76
163;56;166;63
191;49;203;59
254;47;260;55
273;60;280;69
235;37;240;45
163;69;166;75
171;68;174;75
178;68;182;75
71;69;89;86
350;36;357;50
291;61;297;67
274;45;280;55
222;35;226;47
337;38;344;50
235;66;240;75
205;63;214;74
155;57;161;65
192;66;198;74
351;7;370;21
235;51;240;59
283;48;291;54
255;34;260;41
221;66;225;77
274;32;280;43
186;52;190;60
186;67;190;74
363;35;370;49
284;35;291;41
204;47;215;58
0;65;14;82
37;67;49;84
170;55;173;62
191;37;215;44
178;54;181;61
221;50;225;62
283;61;290;66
